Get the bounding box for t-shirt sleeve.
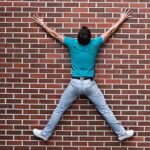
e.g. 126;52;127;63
63;36;74;48
94;36;104;49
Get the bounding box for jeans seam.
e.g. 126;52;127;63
85;81;96;90
70;82;79;96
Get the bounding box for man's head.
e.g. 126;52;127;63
77;26;91;45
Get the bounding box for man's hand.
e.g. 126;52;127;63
101;8;132;42
120;8;132;22
32;13;64;43
32;13;45;26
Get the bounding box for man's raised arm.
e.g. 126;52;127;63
101;8;132;42
32;13;64;43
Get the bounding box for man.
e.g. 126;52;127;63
32;8;134;141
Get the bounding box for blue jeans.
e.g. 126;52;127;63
41;79;126;138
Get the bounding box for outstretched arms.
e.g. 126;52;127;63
101;9;132;42
32;9;131;44
32;14;64;43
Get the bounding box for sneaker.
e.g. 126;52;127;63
33;129;48;141
118;130;134;141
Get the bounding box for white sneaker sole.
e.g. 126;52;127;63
33;129;48;141
118;130;134;141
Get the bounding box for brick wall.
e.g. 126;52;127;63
1;0;150;150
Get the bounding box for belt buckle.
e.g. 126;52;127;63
80;77;84;80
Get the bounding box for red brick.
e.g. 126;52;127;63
64;3;79;7
0;147;13;150
80;3;95;7
13;2;29;7
14;146;29;150
96;148;111;150
30;2;45;7
56;8;71;12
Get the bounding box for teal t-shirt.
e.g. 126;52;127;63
63;36;104;77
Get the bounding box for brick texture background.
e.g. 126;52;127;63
1;0;150;150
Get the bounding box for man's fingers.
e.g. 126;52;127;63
122;8;132;15
127;9;132;15
33;13;42;20
127;15;132;19
32;15;37;20
36;13;44;19
35;13;40;18
32;19;37;24
123;8;128;14
32;17;37;22
32;18;38;24
127;11;132;17
122;8;125;13
127;9;131;13
32;13;43;20
32;15;40;24
32;14;40;21
122;8;132;18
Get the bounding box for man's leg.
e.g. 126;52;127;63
84;80;134;140
33;81;79;140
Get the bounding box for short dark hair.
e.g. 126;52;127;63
77;26;91;45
